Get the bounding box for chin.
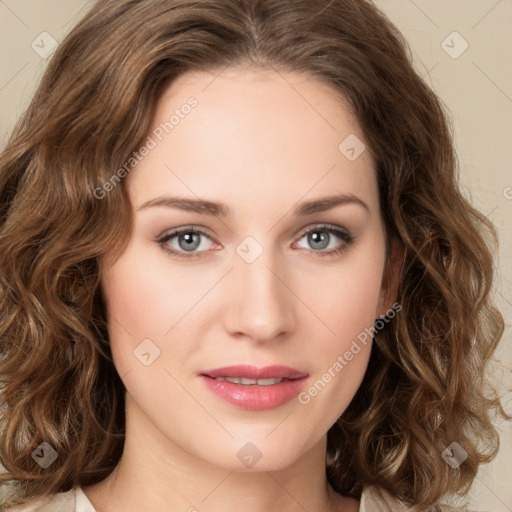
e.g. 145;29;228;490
193;435;313;473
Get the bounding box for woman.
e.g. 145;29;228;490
0;1;509;511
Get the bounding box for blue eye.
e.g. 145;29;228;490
157;224;355;260
157;227;216;260
294;224;355;257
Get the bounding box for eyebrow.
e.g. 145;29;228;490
136;193;370;217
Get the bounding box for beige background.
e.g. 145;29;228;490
0;1;511;510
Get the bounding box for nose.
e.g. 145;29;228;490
223;245;296;344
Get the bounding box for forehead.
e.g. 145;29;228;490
127;66;377;214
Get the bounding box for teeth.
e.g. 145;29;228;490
255;378;284;386
214;377;285;385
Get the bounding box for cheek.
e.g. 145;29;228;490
100;244;186;377
100;238;229;383
299;248;385;342
101;243;201;337
297;268;378;419
294;243;384;402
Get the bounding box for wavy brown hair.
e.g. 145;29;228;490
0;0;509;510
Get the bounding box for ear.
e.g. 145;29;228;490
377;238;406;318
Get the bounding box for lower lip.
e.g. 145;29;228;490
200;376;308;411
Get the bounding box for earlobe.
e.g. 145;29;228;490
377;238;406;318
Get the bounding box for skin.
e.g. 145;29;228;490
83;65;404;512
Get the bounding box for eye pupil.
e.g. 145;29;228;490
179;232;201;251
309;231;329;250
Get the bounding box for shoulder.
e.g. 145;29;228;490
1;486;86;512
360;484;479;512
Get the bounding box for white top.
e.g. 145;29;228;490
2;484;471;511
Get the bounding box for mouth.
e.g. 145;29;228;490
199;365;309;411
208;376;291;386
200;364;309;381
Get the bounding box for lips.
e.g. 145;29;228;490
199;365;310;411
200;364;309;380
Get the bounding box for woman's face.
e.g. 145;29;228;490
100;66;401;471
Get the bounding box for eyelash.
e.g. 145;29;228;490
156;224;355;261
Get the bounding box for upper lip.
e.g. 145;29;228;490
200;365;309;380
